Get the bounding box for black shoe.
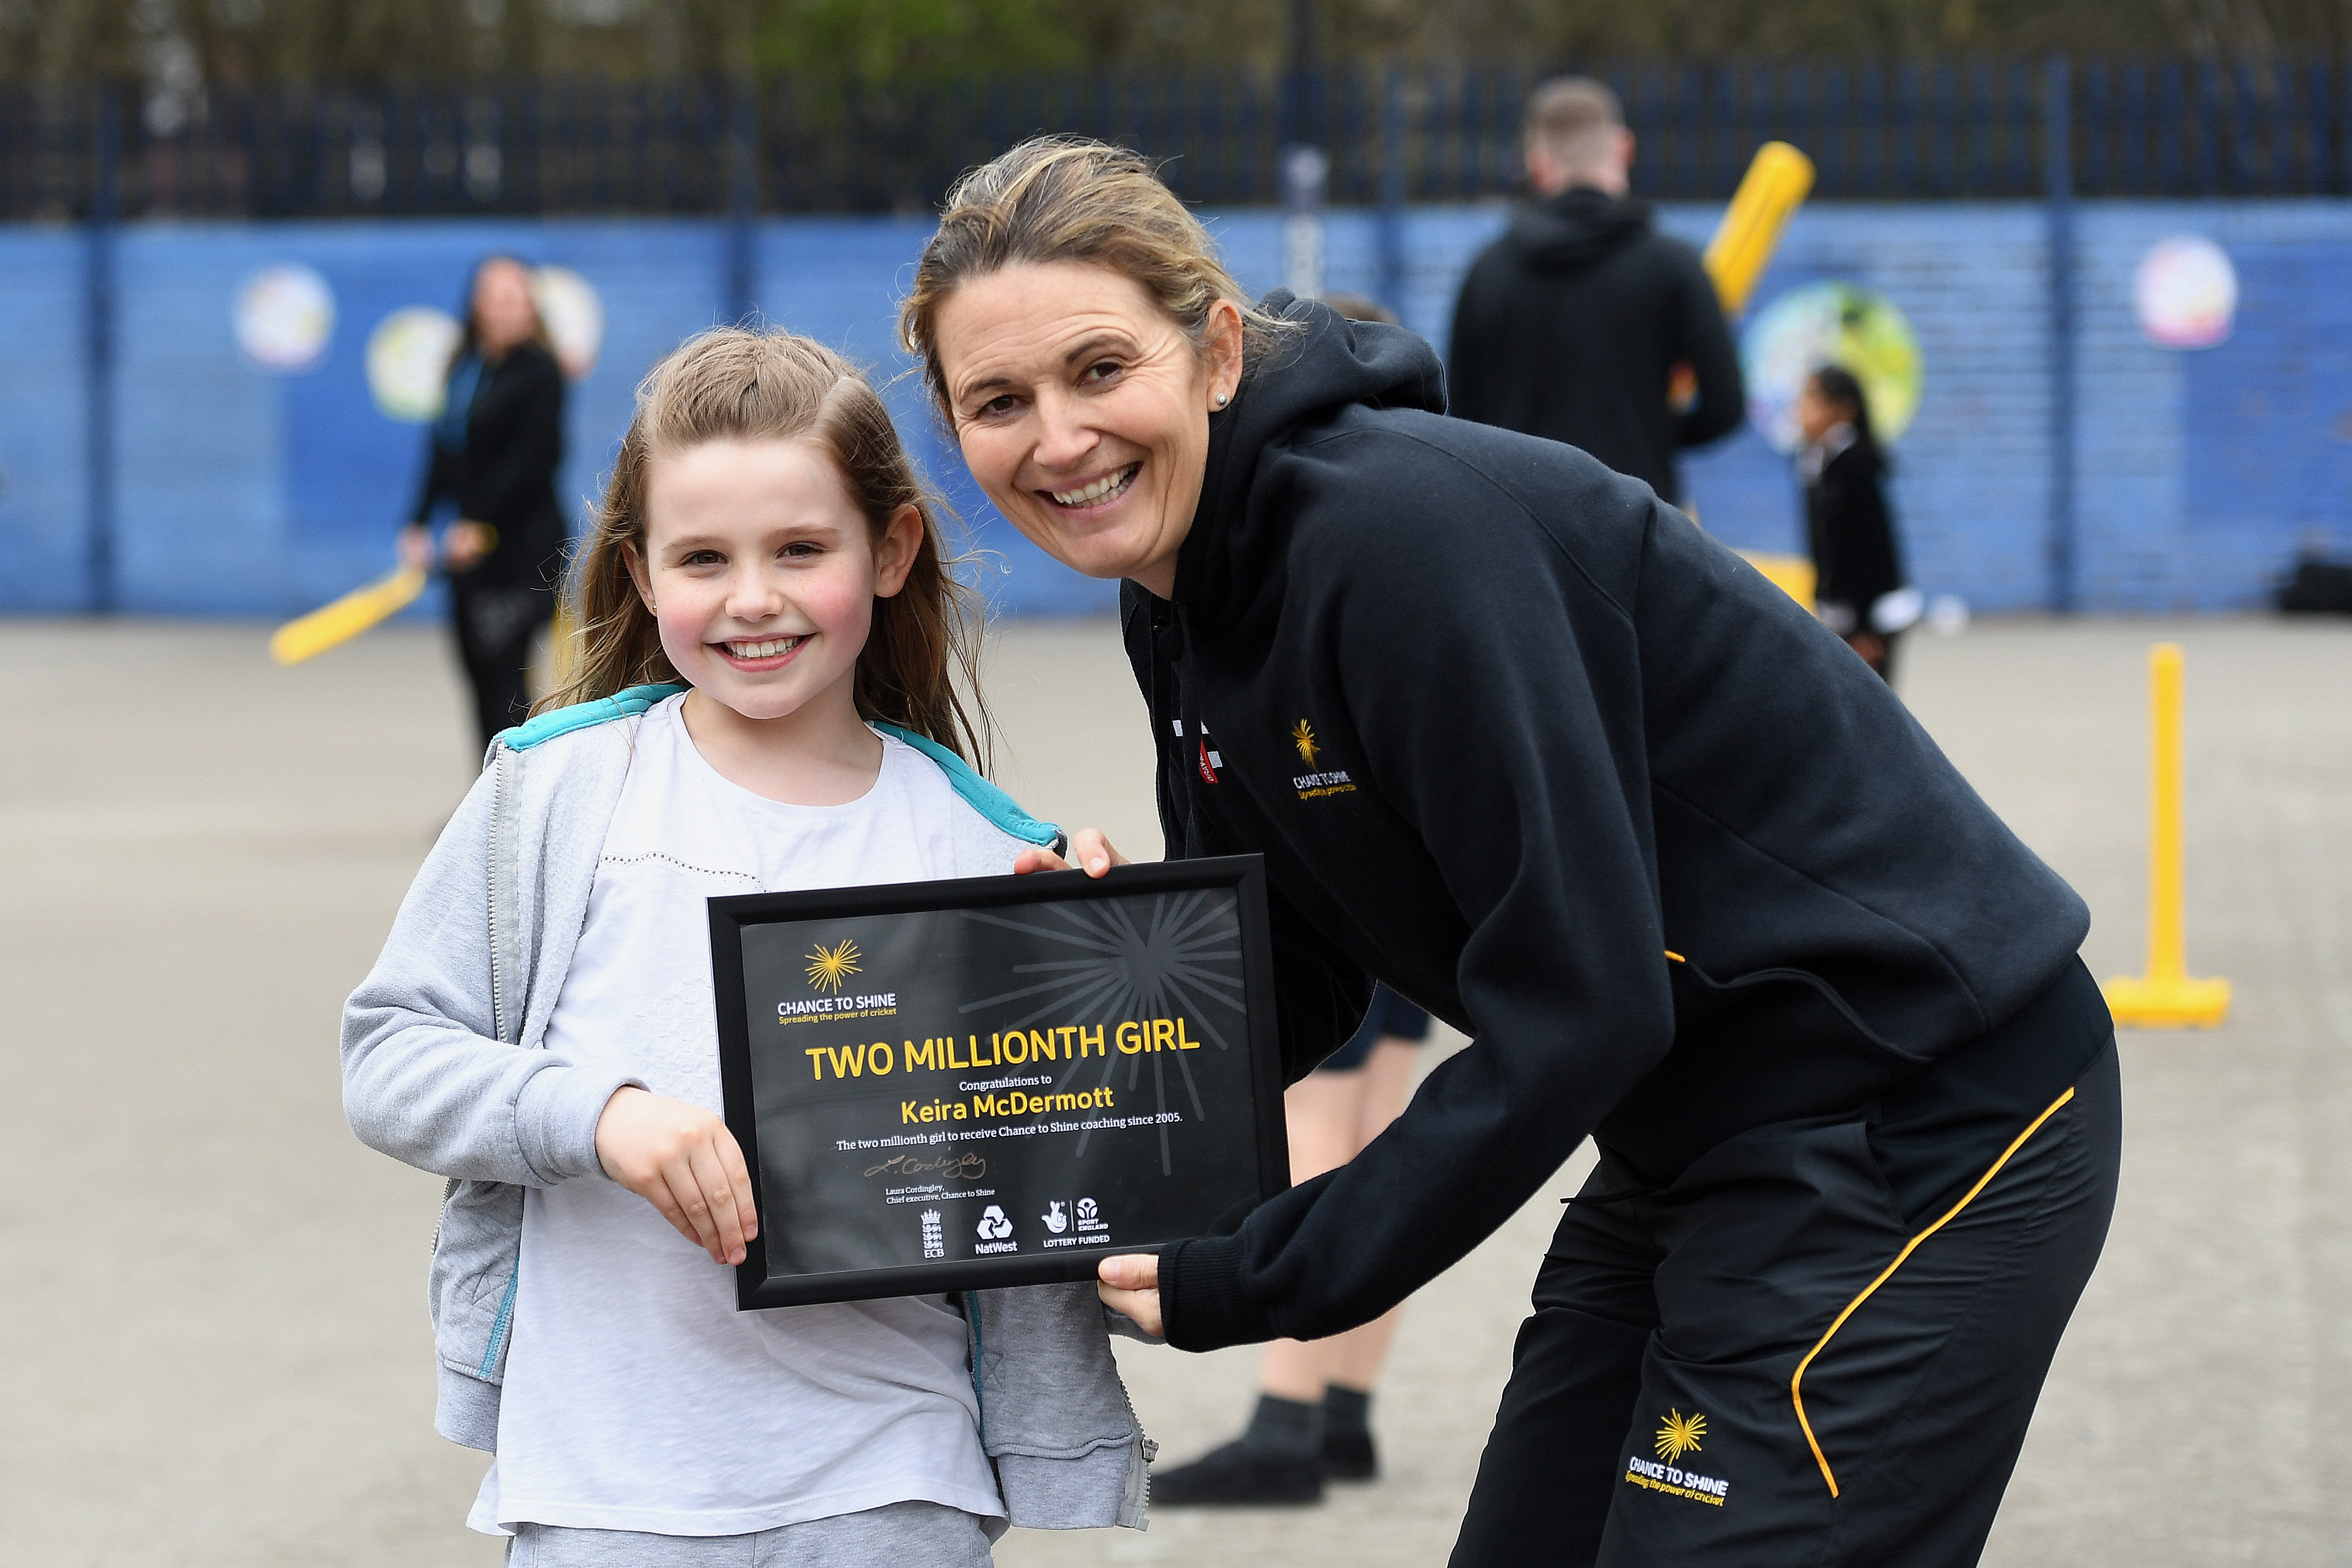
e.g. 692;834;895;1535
1322;1424;1379;1482
1150;1437;1325;1506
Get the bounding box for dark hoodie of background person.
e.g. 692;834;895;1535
1446;80;1744;505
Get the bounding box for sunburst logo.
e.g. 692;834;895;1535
1291;719;1320;766
1654;1409;1707;1465
804;940;861;992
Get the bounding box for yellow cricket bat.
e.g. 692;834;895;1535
1704;141;1816;317
269;565;428;666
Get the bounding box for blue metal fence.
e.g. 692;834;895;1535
7;57;2352;221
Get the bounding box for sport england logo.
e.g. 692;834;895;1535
805;940;861;993
1076;1196;1106;1232
1624;1409;1730;1506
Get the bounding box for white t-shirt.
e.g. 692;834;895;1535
471;695;1027;1538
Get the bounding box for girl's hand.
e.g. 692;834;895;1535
1014;828;1127;879
1097;1253;1162;1335
594;1087;760;1266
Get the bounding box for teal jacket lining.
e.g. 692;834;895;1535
497;683;1062;849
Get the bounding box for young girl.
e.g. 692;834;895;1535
1796;363;1919;683
344;329;1151;1565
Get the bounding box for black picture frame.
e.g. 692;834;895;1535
708;856;1286;1309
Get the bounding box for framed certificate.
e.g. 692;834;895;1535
708;856;1286;1309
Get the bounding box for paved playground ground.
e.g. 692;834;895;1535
2;614;2346;1566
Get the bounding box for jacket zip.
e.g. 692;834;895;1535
434;746;512;1263
487;744;510;1045
448;742;521;1375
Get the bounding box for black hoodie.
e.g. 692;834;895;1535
1447;188;1743;505
1129;294;2091;1353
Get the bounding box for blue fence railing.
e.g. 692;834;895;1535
6;57;2352;220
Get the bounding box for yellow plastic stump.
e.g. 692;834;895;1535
2103;642;2231;1028
268;565;427;666
1704;142;1817;317
1738;551;1817;611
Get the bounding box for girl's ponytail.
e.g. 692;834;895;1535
543;328;990;767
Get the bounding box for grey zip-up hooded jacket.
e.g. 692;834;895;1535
341;685;1153;1531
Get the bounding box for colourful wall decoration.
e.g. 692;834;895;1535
364;305;463;423
233;264;335;375
2135;234;2237;349
1741;280;1924;454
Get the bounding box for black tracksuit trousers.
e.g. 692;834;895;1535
1452;962;2121;1567
450;580;555;754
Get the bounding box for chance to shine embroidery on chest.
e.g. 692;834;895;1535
1287;719;1357;801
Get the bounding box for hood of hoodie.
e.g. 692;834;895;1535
1173;290;1446;627
1505;186;1654;271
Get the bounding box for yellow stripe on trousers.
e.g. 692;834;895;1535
1789;1085;2079;1498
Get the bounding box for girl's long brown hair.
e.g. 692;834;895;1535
540;327;990;766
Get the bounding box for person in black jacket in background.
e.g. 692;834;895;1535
1798;364;1914;683
904;138;2119;1568
1447;77;1743;506
397;254;569;751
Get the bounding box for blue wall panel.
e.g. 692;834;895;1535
0;229;90;612
9;198;2352;619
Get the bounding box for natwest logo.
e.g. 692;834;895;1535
974;1205;1018;1254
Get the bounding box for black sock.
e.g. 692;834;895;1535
1240;1393;1324;1461
1323;1383;1372;1441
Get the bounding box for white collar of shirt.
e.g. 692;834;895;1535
1799;421;1858;483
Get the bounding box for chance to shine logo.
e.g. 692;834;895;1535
1291;720;1320;767
1655;1409;1707;1464
805;940;861;993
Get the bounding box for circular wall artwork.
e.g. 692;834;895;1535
532;266;605;380
366;306;464;423
1742;281;1923;454
234;263;335;373
2135;235;2237;349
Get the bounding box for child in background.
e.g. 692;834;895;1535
343;329;1148;1565
1796;363;1918;682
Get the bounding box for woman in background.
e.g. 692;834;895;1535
1796;364;1915;683
399;255;569;751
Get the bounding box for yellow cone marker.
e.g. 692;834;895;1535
1704;141;1816;317
268;565;428;666
2103;643;2231;1028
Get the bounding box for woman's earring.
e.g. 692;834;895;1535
1214;391;1229;407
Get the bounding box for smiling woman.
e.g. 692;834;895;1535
898;140;1292;596
900;137;2125;1568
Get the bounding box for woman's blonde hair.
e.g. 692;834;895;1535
898;136;1291;411
541;327;990;765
